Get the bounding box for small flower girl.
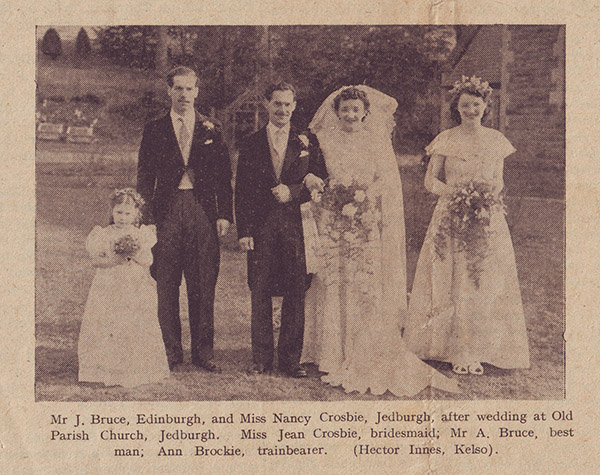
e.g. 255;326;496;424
78;188;170;387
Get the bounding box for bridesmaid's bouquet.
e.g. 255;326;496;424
434;181;504;287
319;175;382;244
113;234;141;258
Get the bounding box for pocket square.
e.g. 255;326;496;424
204;139;213;145
299;150;309;157
298;134;309;147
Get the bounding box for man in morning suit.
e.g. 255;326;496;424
235;81;327;378
137;66;233;372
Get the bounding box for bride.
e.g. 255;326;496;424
300;86;458;396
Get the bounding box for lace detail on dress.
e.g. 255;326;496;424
302;101;459;395
319;128;380;187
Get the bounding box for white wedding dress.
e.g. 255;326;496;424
301;86;458;396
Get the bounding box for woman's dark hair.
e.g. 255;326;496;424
449;88;490;124
333;87;370;114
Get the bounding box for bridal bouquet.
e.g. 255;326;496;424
319;176;382;244
434;181;504;287
113;234;141;258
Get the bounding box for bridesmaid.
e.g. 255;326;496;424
404;75;530;376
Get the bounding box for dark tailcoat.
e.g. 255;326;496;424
137;111;233;226
235;125;327;295
136;110;233;366
235;124;327;370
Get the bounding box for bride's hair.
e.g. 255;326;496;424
333;87;370;114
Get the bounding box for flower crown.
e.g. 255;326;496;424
449;75;493;99
109;188;145;208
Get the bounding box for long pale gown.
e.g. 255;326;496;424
404;126;530;369
301;126;458;396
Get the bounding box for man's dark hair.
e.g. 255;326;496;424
265;81;297;101
166;66;198;87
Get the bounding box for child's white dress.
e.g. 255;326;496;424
78;224;170;387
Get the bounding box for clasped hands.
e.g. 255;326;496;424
271;183;292;204
271;174;325;205
238;175;326;252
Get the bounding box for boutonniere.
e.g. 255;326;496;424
298;134;309;148
204;139;213;145
299;150;309;157
202;120;215;131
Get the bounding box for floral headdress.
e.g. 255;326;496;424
109;188;145;208
449;75;493;100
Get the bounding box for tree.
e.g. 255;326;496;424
267;26;458;146
41;28;62;60
155;26;170;75
169;26;263;110
96;26;157;69
75;28;92;58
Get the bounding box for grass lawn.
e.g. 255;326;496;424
35;162;565;401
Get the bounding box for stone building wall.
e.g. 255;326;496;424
504;25;565;168
438;25;565;197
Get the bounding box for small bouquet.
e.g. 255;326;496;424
319;175;382;244
113;234;141;259
434;181;504;287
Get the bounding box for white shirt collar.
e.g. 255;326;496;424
267;121;290;138
170;108;196;130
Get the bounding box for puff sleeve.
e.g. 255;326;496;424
134;225;156;267
85;226;108;257
490;131;516;195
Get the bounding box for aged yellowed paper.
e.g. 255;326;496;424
1;0;598;473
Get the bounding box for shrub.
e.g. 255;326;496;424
75;28;92;58
41;28;62;60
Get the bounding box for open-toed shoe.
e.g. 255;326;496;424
468;363;484;375
452;364;469;375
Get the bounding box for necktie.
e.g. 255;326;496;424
178;117;190;160
177;117;194;186
273;128;286;178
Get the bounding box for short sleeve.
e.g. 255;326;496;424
424;130;450;156
85;226;107;256
426;127;517;161
139;225;157;249
493;131;517;160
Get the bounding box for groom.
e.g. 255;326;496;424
235;81;327;377
137;66;233;372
